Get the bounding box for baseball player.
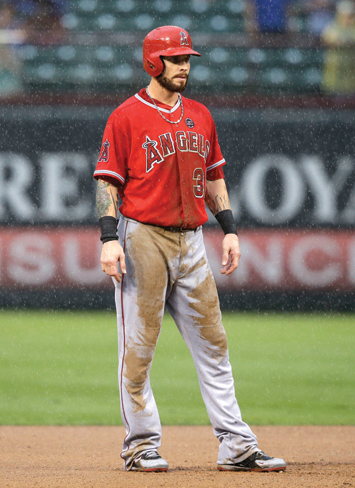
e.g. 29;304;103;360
94;25;286;473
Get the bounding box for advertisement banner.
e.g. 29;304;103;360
0;107;355;228
1;227;354;293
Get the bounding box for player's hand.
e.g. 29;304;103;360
221;233;241;276
100;240;126;283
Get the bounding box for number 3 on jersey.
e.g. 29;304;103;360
193;168;204;198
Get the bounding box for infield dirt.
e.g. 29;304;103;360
0;425;354;487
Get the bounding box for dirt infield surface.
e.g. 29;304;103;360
1;425;354;488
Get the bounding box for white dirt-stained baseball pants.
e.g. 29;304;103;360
114;216;259;470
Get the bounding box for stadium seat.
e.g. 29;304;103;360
202;47;248;67
298;49;325;68
18;0;327;96
70;0;98;14
247;49;287;67
66;0;245;33
255;63;323;94
228;66;250;88
67;63;98;83
23;63;63;91
257;67;293;93
61;12;96;31
56;45;80;64
293;67;323;93
17;44;40;62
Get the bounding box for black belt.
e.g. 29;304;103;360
160;225;200;233
122;217;200;233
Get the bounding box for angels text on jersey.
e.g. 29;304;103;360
143;131;210;173
98;131;210;174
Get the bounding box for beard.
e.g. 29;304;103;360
156;72;189;92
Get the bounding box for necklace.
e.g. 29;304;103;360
145;87;184;125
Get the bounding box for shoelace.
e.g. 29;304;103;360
141;450;161;460
254;451;270;460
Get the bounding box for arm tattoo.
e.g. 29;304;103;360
96;180;119;218
109;189;120;216
214;193;229;213
205;191;230;216
205;192;216;214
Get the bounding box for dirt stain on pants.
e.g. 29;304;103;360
115;217;258;469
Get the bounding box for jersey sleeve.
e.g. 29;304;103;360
205;117;226;180
207;164;225;180
93;120;128;185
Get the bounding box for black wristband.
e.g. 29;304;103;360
99;216;118;244
215;209;238;235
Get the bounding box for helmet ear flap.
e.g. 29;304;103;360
145;54;164;77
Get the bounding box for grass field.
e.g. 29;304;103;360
0;310;354;425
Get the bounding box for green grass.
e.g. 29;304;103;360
0;310;354;425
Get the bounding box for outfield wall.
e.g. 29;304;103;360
1;105;354;310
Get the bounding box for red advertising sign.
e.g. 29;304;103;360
1;228;354;292
205;229;355;291
0;228;111;289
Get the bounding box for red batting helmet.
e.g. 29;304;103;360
143;25;201;77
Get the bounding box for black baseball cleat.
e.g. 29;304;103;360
130;450;169;472
217;450;286;472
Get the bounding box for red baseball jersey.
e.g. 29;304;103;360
94;88;226;229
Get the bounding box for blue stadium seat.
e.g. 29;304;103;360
19;0;326;97
23;63;63;90
205;47;248;66
258;67;293;92
66;0;245;32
